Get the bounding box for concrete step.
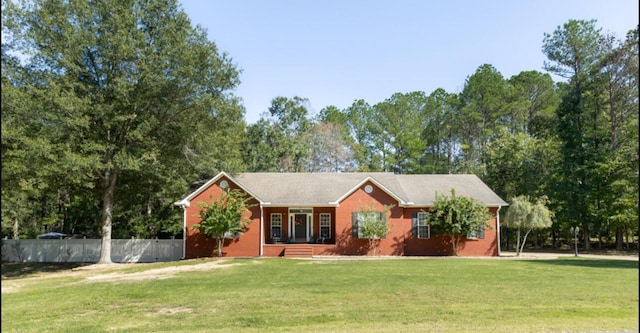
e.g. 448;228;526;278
284;247;313;258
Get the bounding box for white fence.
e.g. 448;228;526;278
1;238;183;263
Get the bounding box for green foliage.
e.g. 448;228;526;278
458;64;510;173
192;189;254;257
428;189;492;256
420;88;460;173
483;128;559;200
3;0;243;261
373;92;427;173
356;203;393;256
503;196;554;255
543;20;638;250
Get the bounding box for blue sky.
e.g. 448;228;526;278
180;0;638;124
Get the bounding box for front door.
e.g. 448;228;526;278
294;214;307;243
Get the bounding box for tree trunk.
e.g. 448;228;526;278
598;231;603;250
505;228;510;251
451;235;460;256
97;164;119;264
217;238;224;257
13;217;19;239
519;229;532;256
370;239;377;256
516;229;521;256
583;227;590;251
615;227;623;251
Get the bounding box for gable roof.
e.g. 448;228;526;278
176;172;507;207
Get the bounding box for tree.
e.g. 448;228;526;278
3;0;242;263
483;127;559;201
345;99;381;171
542;19;603;251
428;189;492;256
507;71;559;138
503;196;553;256
243;119;281;172
354;203;393;256
373;92;427;174
192;189;254;257
305;122;356;172
458;64;510;173
265;96;312;172
421;88;461;173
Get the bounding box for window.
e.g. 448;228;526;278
319;213;331;238
412;211;435;239
223;231;240;239
352;211;386;239
467;225;485;239
417;212;430;239
271;213;282;239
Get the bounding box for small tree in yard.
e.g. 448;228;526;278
192;189;254;257
428;189;492;256
355;203;393;256
503;196;553;256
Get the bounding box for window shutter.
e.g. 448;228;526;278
412;212;418;238
352;212;358;238
379;212;387;239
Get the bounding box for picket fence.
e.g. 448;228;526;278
1;238;183;263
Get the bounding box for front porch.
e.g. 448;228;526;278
265;207;336;247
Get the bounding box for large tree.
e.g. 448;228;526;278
264;96;312;172
458;64;510;173
428;189;492;256
543;20;638;250
305;122;356;172
3;0;242;263
420;88;461;173
373;92;427;174
542;19;603;250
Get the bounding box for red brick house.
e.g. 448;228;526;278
174;172;507;258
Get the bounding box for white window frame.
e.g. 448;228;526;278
355;211;385;239
319;213;331;239
467;225;485;239
417;212;430;239
271;213;282;240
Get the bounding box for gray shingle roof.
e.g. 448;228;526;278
395;174;507;206
177;172;507;207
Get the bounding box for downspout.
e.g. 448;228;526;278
182;205;187;260
496;206;502;257
259;203;264;257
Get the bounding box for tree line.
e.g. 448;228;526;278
2;0;637;263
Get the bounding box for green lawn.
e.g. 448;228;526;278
1;257;638;332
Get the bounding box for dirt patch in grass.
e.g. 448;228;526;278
145;307;193;316
1;259;246;293
84;260;240;283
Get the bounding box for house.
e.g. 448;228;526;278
174;172;507;258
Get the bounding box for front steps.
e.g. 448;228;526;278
284;246;313;258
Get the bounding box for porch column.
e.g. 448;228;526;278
259;204;264;257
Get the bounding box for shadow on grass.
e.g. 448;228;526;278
524;258;639;270
1;262;90;279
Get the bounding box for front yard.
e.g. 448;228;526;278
1;256;638;332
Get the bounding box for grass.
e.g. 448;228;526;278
1;257;638;332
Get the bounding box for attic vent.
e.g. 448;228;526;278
220;180;229;189
364;185;373;194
